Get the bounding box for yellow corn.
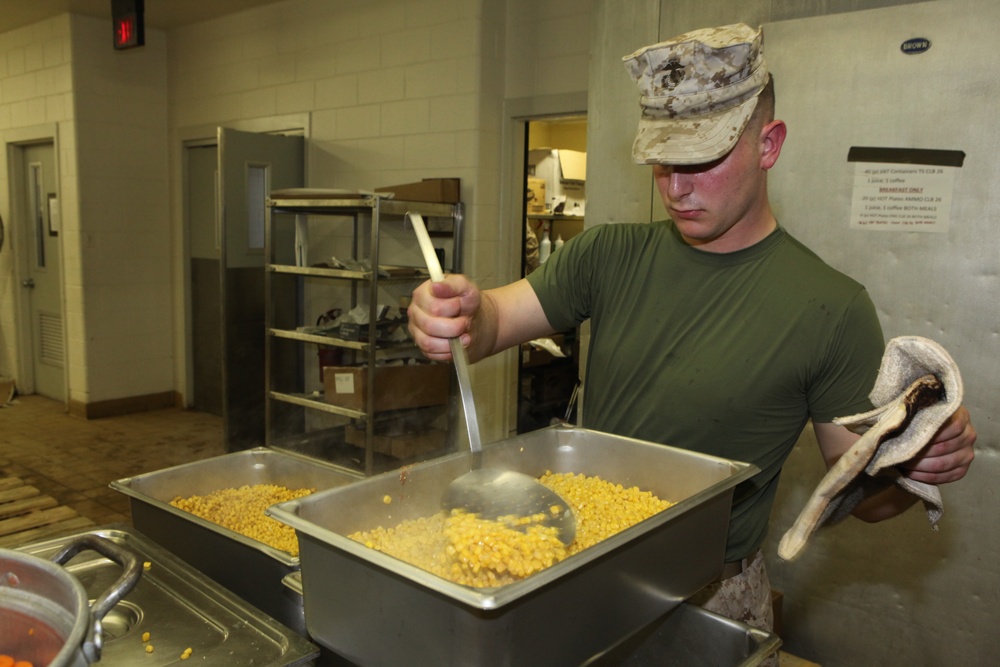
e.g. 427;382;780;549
539;471;673;554
170;484;314;556
349;472;673;587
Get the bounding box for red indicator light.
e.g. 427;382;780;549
112;1;144;50
114;17;135;48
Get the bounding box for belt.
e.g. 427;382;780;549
716;549;760;582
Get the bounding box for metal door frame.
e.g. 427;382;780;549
499;94;588;437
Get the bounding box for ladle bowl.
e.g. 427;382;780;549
441;468;576;542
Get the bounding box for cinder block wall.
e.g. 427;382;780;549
0;0;593;431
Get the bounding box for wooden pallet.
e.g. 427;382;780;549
0;476;95;548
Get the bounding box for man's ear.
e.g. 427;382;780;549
759;119;787;170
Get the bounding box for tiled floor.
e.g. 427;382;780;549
1;393;226;526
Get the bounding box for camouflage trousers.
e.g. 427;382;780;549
689;550;778;667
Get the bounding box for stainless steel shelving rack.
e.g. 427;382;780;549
264;192;463;475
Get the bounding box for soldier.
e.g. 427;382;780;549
407;23;975;648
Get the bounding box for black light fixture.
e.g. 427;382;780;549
112;0;145;50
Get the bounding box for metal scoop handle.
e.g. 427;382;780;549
409;212;483;457
411;213;576;545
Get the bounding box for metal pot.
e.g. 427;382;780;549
1;533;142;667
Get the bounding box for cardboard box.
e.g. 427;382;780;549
0;376;15;405
374;178;461;204
345;426;448;459
323;363;450;412
527;177;546;213
558;149;587;182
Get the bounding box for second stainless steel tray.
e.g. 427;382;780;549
110;447;360;634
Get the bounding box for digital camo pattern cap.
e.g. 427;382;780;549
623;23;768;165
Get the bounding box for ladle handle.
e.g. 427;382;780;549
409;212;483;456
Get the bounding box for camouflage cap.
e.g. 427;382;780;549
622;23;767;165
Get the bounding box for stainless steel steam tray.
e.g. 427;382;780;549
16;526;319;666
110;447;360;634
268;424;758;667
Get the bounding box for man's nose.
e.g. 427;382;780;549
663;168;693;199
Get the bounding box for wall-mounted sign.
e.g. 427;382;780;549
901;37;931;54
848;147;964;233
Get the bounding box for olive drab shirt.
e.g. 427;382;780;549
527;220;884;561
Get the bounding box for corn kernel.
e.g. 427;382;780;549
170;484;314;555
145;645;154;654
383;494;392;505
141;632;150;642
349;471;673;588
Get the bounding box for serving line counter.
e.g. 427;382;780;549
6;426;780;666
110;447;360;635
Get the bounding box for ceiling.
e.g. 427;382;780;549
0;0;286;34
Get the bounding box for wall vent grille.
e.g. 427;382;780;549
38;311;64;367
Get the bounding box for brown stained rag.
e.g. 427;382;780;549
778;336;963;561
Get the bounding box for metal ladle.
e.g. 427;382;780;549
408;212;576;545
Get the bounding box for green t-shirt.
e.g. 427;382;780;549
527;220;884;561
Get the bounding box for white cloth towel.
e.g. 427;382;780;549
778;336;963;561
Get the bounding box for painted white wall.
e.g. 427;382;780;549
0;15;172;407
0;0;592;426
504;0;592;99
163;0;592;441
167;0;482;438
68;15;171;405
0;17;76;392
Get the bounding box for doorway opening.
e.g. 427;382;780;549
182;126;304;450
517;116;586;433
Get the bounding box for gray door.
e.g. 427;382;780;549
217;128;303;450
187;144;223;416
20;142;64;400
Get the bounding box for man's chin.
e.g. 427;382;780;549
671;219;718;241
